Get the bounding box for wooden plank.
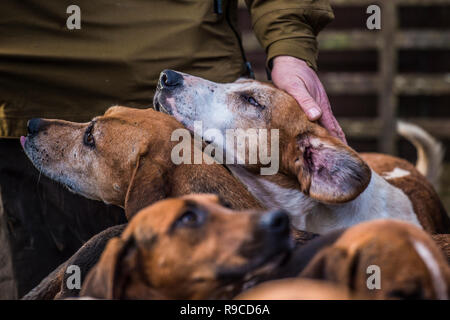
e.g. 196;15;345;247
319;73;379;94
317;30;450;50
340;118;450;139
378;0;397;154
397;30;450;49
396;0;450;4
339;118;381;138
320;73;450;95
330;0;450;6
241;0;450;8
330;0;383;5
396;74;450;95
318;31;379;50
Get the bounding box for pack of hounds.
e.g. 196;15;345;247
21;71;450;300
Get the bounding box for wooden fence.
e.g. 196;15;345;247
239;0;450;155
239;0;450;210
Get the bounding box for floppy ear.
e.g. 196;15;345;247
287;131;371;203
300;246;360;289
80;237;137;299
124;155;170;220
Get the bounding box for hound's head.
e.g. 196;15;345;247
21;107;183;218
300;220;450;300
154;70;371;204
80;194;293;299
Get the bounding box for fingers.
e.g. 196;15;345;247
319;107;347;144
270;55;347;144
327;117;347;144
333;120;347;144
287;86;322;121
313;85;348;144
288;84;347;144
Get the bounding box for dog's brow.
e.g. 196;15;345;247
168;201;208;233
184;200;198;208
85;120;96;133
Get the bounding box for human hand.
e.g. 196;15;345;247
271;56;347;144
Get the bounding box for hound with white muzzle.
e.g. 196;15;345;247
154;70;450;234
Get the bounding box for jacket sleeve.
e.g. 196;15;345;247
245;0;334;71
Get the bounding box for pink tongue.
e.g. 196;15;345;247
20;136;26;148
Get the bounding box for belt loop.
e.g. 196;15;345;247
214;0;223;15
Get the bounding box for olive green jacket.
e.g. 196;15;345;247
0;0;333;137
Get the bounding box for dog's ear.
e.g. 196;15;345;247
80;237;137;299
285;130;371;203
104;105;131;116
124;155;170;220
300;246;360;289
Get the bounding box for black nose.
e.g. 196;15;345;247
160;69;183;89
260;210;290;235
27;118;42;135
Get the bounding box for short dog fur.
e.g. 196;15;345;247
155;70;450;234
79;195;450;300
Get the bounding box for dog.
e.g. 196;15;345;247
238;221;450;300
79;194;294;299
300;220;450;299
79;195;449;300
154;70;450;234
24;198;319;300
21;106;262;219
235;278;352;300
20;106;263;299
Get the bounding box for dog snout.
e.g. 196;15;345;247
27;118;43;135
159;69;183;89
260;209;290;235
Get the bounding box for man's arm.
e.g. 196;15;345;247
245;0;347;143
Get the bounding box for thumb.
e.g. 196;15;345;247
288;86;322;121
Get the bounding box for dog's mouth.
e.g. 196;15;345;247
215;240;293;296
239;250;291;291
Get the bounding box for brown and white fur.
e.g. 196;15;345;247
300;220;450;299
154;70;449;234
20;106;263;299
80;194;294;300
81;196;449;300
21;106;262;220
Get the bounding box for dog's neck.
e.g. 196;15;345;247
171;162;263;210
227;165;421;233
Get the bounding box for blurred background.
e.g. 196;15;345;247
238;0;450;212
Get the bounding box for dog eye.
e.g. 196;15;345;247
176;210;203;228
242;94;264;109
83;125;95;148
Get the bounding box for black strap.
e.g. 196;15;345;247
213;0;223;14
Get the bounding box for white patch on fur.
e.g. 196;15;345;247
382;167;410;180
227;166;317;228
229;167;421;234
412;240;448;300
